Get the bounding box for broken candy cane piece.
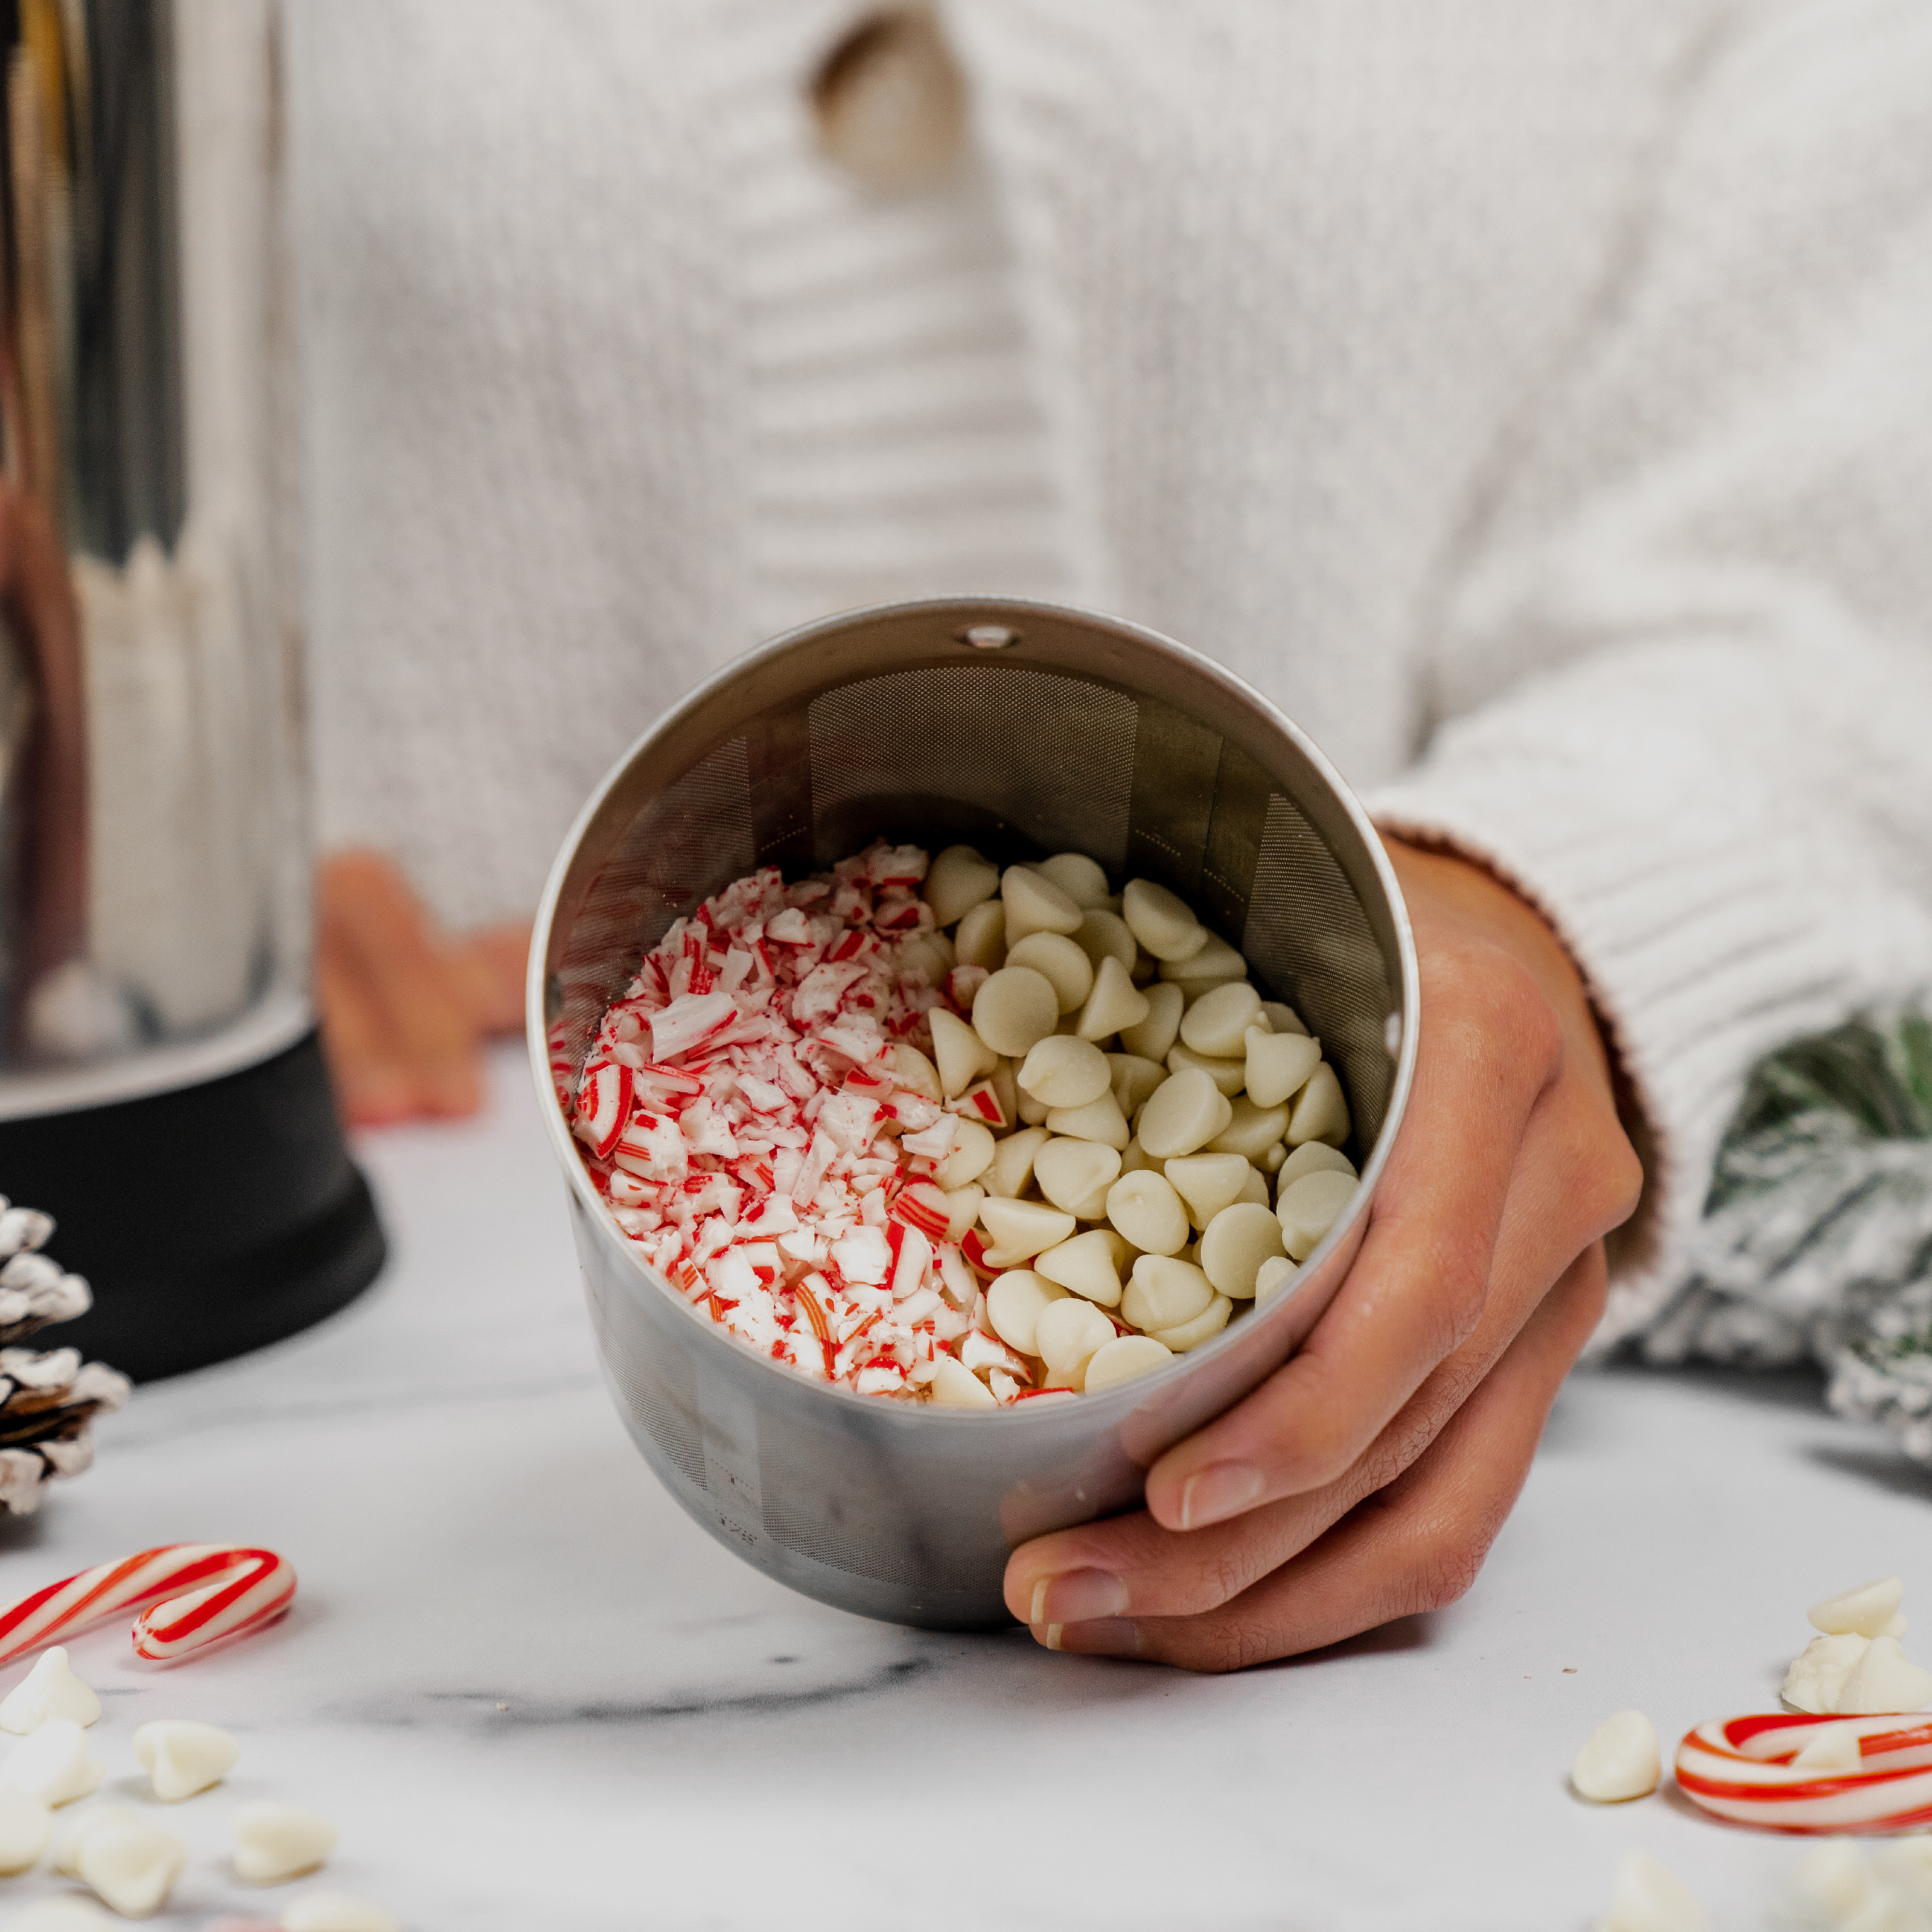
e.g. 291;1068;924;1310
281;1894;400;1932
1809;1577;1907;1641
133;1718;241;1801
648;990;737;1062
1602;1851;1709;1932
0;1782;51;1872
234;1801;340;1884
0;1717;105;1804
0;1645;101;1732
0;1545;297;1669
572;1061;632;1158
1571;1710;1662;1802
1675;1712;1932;1832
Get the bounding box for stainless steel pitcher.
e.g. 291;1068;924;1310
0;0;382;1378
531;597;1420;1629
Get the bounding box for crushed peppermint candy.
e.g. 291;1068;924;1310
568;839;1357;1406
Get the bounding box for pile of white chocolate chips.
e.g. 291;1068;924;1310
571;841;1358;1406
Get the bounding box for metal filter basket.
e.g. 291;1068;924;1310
529;599;1419;1629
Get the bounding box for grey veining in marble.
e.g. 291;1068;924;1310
0;1046;1925;1930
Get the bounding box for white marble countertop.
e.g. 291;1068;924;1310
1;1043;1926;1931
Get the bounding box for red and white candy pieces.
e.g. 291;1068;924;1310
570;840;1357;1407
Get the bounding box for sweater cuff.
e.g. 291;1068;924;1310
1362;646;1932;1348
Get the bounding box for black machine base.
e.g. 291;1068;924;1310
0;1029;386;1381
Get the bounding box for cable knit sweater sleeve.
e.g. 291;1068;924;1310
1364;0;1932;1342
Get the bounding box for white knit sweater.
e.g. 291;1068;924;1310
287;0;1932;1340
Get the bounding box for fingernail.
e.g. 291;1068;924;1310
1032;1568;1128;1625
1052;1618;1141;1659
1037;1622;1063;1651
1179;1460;1264;1530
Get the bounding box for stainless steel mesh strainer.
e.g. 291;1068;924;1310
529;599;1419;1630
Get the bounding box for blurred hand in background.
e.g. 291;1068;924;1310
316;850;529;1127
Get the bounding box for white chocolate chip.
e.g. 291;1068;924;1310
1138;1068;1234;1159
1016;1036;1111;1109
1119;981;1185;1062
1077;956;1151;1041
1034;1230;1127;1307
1037;852;1111;909
1784;1632;1871;1714
986;1270;1071;1352
923;845;1001;926
1277;1142;1357;1193
1245;1029;1323;1108
1254;1255;1299;1305
1207;1095;1291;1163
1122;1255;1215;1333
1082;1335;1174;1392
1164;1152;1251;1229
55;1805;138;1876
1106;1171;1190;1255
1287;1062;1350;1147
1792;1843;1883;1926
928;1008;998;1098
0;1647;101;1733
1260;1000;1308;1036
280;1893;401;1932
981;1125;1050;1200
935;1118;997;1190
1165;1042;1249;1097
1238;1166;1272;1207
1810;1577;1907;1640
1106;1053;1167;1119
0;1784;51;1874
1032;1140;1122;1219
942;1183;984;1244
1790;1723;1865;1773
1002;866;1083;943
978;1197;1077;1264
1179;982;1263;1059
77;1816;185;1919
1199;1203;1288;1300
972;966;1060;1058
1570;1710;1661;1802
1157;929;1245;986
1034;1297;1117;1378
930;1356;998;1407
233;1800;340;1885
953;898;1007;969
1121;880;1208;962
1005;932;1094;1014
1043;1093;1131;1150
1604;1851;1709;1932
887;1042;943;1103
1278;1168;1356;1261
1837;1635;1932;1714
1072;909;1137;973
1151;1293;1232;1352
132;1719;240;1802
0;1718;104;1805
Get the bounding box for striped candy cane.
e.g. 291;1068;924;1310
0;1545;296;1669
1676;1712;1932;1833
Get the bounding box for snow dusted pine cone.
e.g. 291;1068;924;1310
0;1200;128;1514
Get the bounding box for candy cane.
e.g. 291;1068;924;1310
0;1545;296;1669
1676;1712;1932;1833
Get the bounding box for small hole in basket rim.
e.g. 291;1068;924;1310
955;624;1022;651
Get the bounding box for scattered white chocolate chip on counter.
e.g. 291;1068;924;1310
0;1717;104;1805
0;1782;51;1874
1602;1851;1709;1932
0;1647;101;1735
76;1813;185;1919
280;1893;400;1932
1784;1579;1932;1715
132;1717;241;1801
1570;1709;1661;1802
235;1800;341;1885
1810;1577;1906;1640
1837;1636;1932;1715
7;1900;115;1931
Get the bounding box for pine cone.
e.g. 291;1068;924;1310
0;1201;128;1515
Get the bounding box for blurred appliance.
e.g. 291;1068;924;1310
0;0;383;1378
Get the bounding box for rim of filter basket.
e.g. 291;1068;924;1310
527;595;1421;1428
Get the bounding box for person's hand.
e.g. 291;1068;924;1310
1004;837;1644;1669
315;849;531;1127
